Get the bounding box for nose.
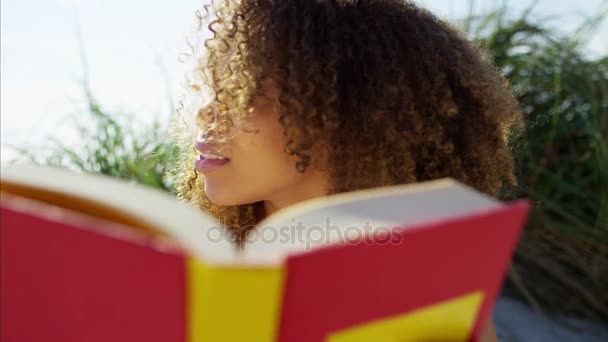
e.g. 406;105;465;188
195;140;216;154
195;129;216;151
196;128;216;142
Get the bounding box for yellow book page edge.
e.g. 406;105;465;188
327;291;484;342
1;181;167;237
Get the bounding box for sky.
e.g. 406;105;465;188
1;0;607;162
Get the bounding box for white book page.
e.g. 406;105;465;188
1;166;504;267
0;165;236;264
238;179;503;266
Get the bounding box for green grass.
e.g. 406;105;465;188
468;2;608;321
4;90;179;193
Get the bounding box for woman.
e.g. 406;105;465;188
171;1;522;340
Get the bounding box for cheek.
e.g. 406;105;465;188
234;136;286;175
233;115;300;183
203;112;302;205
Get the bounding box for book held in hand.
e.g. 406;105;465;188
0;165;530;342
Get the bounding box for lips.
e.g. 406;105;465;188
194;141;230;173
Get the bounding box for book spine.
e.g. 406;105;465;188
187;258;283;341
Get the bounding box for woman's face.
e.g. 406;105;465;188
194;86;329;212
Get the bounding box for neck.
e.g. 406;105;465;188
263;171;329;217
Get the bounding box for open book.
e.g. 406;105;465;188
0;165;530;342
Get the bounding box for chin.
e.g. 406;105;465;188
203;179;256;206
204;185;237;206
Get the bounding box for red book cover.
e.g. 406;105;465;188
0;166;530;341
278;202;529;342
0;197;187;342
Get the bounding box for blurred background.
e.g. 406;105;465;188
1;0;607;341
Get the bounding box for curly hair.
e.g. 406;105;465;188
169;0;523;246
